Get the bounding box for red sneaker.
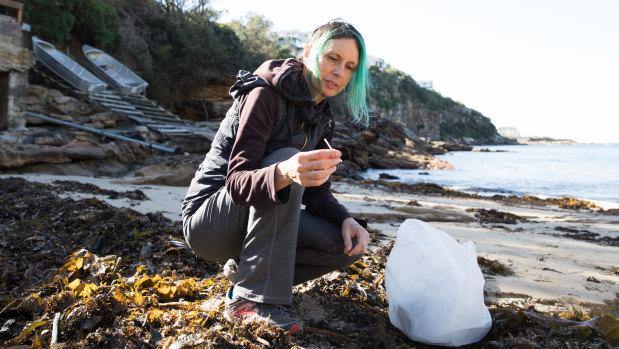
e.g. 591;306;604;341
224;288;303;335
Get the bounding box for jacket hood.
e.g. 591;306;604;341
229;59;314;105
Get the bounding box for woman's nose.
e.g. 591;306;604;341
333;64;344;76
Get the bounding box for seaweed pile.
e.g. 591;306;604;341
1;177;617;348
349;178;606;212
466;208;526;225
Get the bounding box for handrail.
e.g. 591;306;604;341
26;112;179;154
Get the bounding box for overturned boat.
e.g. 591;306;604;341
82;44;148;95
31;36;107;94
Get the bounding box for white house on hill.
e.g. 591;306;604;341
276;29;309;57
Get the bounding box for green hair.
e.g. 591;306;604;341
305;20;371;125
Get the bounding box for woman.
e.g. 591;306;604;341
182;19;371;334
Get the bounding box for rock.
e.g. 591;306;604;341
167;133;212;154
134;126;151;140
334;160;362;177
33;133;71;146
60;139;107;160
0;142;71;167
71;131;98;143
379;173;399;180
0;139;151;175
472;147;508;152
24;112;74;125
24;114;47;125
89;112;118;129
27;85;93;118
108;154;202;186
131;162;197;186
333;116;454;171
27;85;49;106
431;141;473;152
0;40;35;73
394;206;476;223
46;91;93;116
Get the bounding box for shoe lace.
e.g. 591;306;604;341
257;303;287;317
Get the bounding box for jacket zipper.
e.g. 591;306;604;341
300;121;308;151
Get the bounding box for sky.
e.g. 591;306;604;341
208;0;619;143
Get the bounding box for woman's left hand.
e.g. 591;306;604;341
341;217;369;256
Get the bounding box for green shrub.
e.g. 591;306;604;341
22;0;118;47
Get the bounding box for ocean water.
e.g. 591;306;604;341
361;143;619;209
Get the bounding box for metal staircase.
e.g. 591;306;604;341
79;90;194;136
33;62;213;139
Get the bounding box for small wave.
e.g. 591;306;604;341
444;185;517;196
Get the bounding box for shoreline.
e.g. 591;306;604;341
331;180;618;312
1;172;618;347
359;142;619;211
2;172;617;317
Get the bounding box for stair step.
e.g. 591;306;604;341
100;102;136;110
111;108;144;116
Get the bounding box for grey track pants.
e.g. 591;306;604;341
183;147;360;304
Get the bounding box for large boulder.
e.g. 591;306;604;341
112;155;202;186
0;139;151;175
46;89;93;116
26;85;93;120
167;133;213;154
86;112;118;129
333;117;453;172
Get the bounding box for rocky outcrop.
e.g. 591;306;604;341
0;139;151;176
371;100;504;145
112;155;203;186
87;112;118;129
360;69;505;144
333;117;453;175
27;85;95;122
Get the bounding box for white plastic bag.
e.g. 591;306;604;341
385;219;492;346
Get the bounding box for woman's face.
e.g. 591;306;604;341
305;38;359;102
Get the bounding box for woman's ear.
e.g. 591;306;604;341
302;45;311;64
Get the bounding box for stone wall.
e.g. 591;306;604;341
0;14;34;130
0;12;21;46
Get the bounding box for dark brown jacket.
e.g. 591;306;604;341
182;59;351;227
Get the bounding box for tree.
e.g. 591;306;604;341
72;0;119;48
228;13;279;70
22;0;76;43
275;46;294;59
22;0;119;47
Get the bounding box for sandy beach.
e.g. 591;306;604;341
3;172;617;318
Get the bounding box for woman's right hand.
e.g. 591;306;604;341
275;149;342;190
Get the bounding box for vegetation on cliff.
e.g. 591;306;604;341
366;67;498;141
22;0;248;103
21;0;500;142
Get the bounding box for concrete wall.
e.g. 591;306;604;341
0;13;21;45
0;13;32;130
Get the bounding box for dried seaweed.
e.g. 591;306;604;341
346;177;604;211
1;177;617;348
466;208;526;225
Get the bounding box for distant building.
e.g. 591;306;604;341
366;55;390;69
418;80;434;90
276;29;309;57
276;30;391;70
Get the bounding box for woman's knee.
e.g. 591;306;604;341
183;212;243;262
346;252;363;265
